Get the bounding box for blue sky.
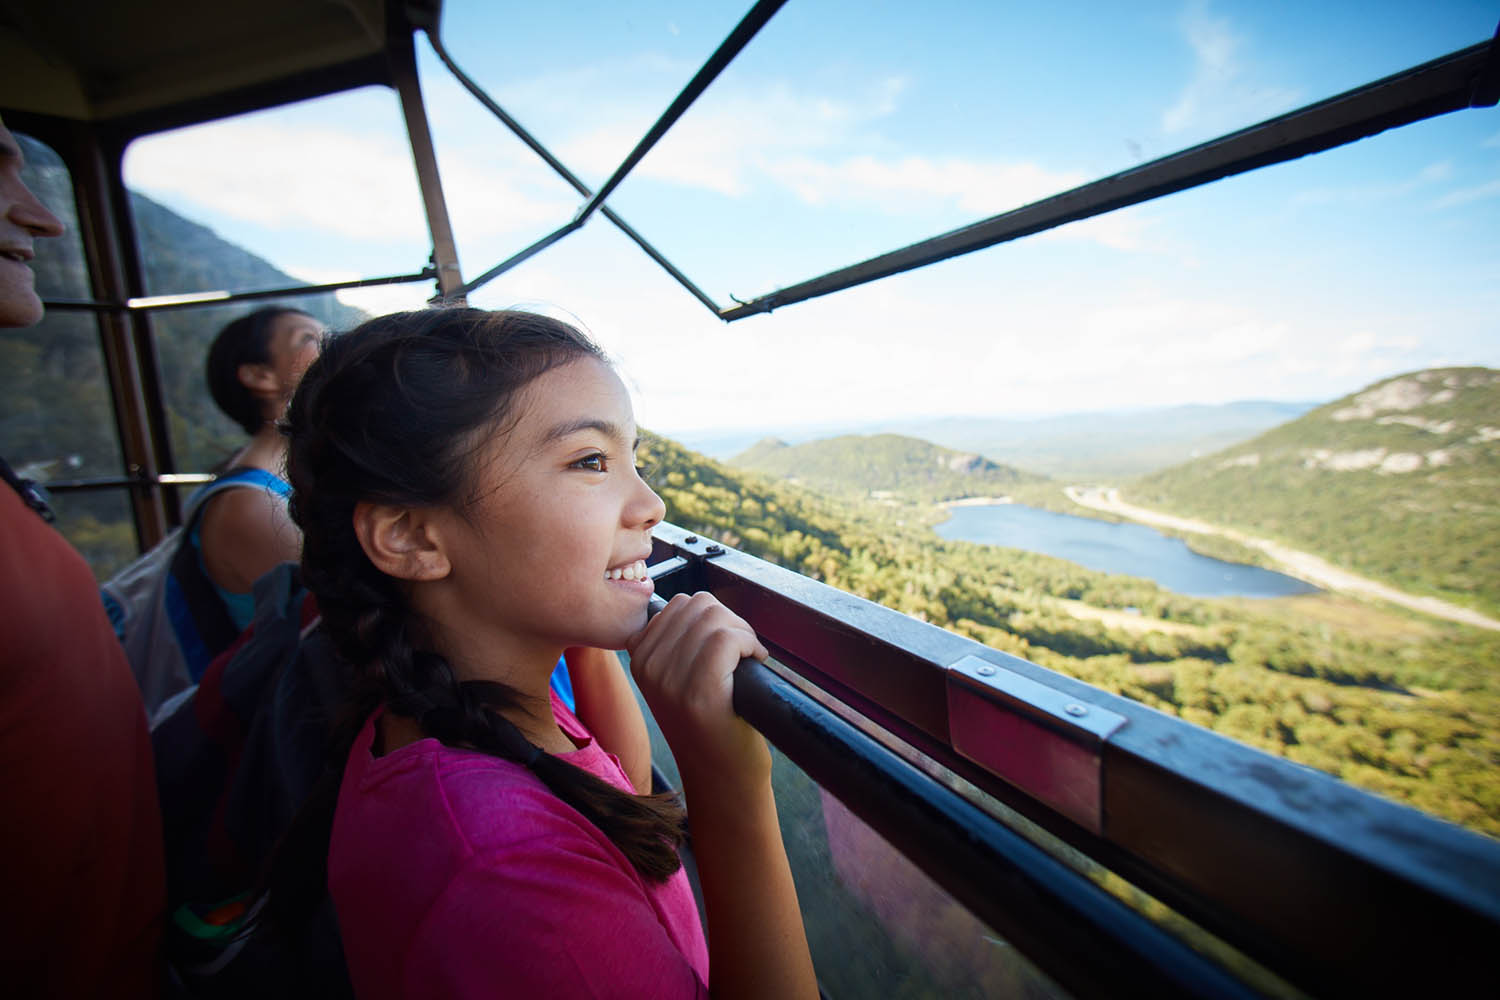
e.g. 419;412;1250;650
119;0;1500;434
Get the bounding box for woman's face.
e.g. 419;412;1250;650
429;356;667;668
265;311;325;401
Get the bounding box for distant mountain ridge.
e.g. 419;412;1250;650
670;400;1318;480
730;432;1039;503
1130;368;1500;616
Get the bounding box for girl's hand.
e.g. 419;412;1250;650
625;592;770;793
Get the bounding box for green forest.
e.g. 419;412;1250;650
645;431;1500;838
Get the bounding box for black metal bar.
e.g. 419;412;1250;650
648;523;1500;997
719;40;1497;321
731;652;1262;1000
40;269;436;315
422;32;724;313
458;220;582;297
572;0;788;227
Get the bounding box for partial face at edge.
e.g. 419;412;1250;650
0;119;66;329
265;311;326;406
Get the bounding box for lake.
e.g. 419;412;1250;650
933;503;1319;598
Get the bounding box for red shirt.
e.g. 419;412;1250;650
0;484;165;996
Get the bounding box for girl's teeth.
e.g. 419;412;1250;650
606;561;647;581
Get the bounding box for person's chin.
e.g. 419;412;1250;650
0;295;43;329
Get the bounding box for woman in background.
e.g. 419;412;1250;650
198;305;324;629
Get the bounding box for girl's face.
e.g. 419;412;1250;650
431;356;666;669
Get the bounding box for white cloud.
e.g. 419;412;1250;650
1293;160;1454;206
124;113;572;246
1431;176;1500;209
1033;206;1154;252
126;119;429;242
284;267;434;317
762;153;1086;217
1161;1;1300;137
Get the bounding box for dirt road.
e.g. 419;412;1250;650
1065;486;1500;632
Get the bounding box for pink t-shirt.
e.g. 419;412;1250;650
329;693;709;999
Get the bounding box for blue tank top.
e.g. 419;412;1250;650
188;468;292;631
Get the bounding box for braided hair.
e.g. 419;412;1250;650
270;309;685;935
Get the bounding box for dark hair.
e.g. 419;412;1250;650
207;306;314;435
275;309;684;927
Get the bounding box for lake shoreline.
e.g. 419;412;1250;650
934;498;1319;599
1067;486;1500;631
938;495;1013;508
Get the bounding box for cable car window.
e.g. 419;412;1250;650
120;88;433;474
122;87;432;305
1;133;135;577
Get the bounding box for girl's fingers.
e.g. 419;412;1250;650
626;593;769;763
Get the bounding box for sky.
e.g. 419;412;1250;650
118;0;1500;437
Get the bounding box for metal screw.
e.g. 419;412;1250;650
684;535;698;544
705;543;724;556
976;664;996;677
1065;703;1088;717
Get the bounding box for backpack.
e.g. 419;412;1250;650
101;467;290;719
152;562;355;998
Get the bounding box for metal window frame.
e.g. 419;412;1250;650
647;523;1500;998
433;13;1499;322
3;5;466;541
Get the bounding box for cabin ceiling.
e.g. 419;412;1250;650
0;0;392;123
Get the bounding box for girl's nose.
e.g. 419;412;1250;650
632;474;666;531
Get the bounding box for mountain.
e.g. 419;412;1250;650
668;401;1317;480
729;433;1040;503
1130;368;1500;616
886;402;1319;481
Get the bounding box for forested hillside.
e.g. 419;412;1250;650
2;135;368;574
1130;368;1500;617
642;431;1500;837
731;433;1039;503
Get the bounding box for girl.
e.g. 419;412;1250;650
199;305;324;629
281;308;816;998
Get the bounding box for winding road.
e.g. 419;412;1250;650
1065;486;1500;633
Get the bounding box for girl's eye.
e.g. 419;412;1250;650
574;453;607;472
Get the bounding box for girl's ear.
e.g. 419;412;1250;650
236;361;280;399
353;501;452;582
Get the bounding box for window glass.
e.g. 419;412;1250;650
0;133;132;578
629;651;1071;998
121;88;436;472
122;87;434;309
